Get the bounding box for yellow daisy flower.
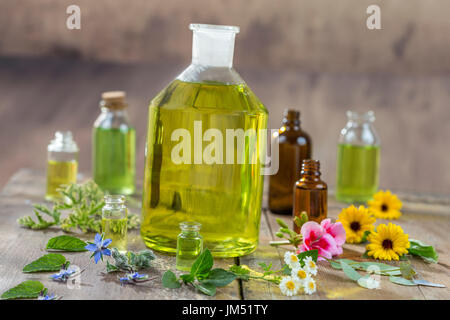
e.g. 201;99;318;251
337;205;376;243
366;223;410;261
368;190;402;219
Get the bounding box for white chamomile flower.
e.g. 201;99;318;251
279;276;301;296
284;251;300;269
304;256;318;275
303;276;316;295
291;266;309;284
359;276;380;289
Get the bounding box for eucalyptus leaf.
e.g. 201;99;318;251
340;261;362;281
46;235;87;252
389;276;417;286
330;259;358;270
23;253;66;273
1;280;44;299
162;270;181;289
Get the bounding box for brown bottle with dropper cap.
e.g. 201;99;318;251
293;159;327;232
269;109;311;215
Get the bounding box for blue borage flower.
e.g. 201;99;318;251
119;272;149;285
38;294;56;300
50;267;76;282
85;233;112;264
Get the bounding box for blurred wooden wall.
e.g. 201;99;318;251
0;0;449;194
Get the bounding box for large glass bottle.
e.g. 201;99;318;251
45;131;78;201
93;91;136;195
336;111;380;203
141;24;268;257
268;109;311;214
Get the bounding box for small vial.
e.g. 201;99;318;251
293;159;328;231
176;222;203;271
101;195;127;252
45;131;78;201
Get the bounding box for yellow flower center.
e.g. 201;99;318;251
308;282;315;290
290;255;298;263
297;270;307;279
309;261;316;268
286;281;296;290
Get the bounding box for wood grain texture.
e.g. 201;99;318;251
1;169;449;299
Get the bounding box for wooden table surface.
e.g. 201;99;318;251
1;169;449;300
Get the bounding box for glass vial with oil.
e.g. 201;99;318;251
293;159;327;230
93;91;136;195
336;111;380;203
45;131;78;201
101;195;127;252
176;222;203;271
269;109;311;214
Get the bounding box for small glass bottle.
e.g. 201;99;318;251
336;111;380;203
293;160;327;231
93;91;136;195
45;131;78;201
176;222;203;271
269;109;311;214
101;195;128;252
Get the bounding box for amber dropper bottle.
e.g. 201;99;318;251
293;160;327;232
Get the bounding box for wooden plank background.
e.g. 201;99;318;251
1;169;449;299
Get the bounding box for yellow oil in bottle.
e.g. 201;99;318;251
101;217;127;252
45;160;77;201
141;79;268;257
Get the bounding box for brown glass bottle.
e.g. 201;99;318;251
293;160;327;232
269;109;311;215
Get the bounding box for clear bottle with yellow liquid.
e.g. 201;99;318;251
45;131;78;201
102;195;127;252
141;24;268;257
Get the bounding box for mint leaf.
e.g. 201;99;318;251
408;239;439;263
180;274;195;283
202;268;236;287
389;276;417;286
229;265;250;281
190;248;213;277
23;253;67;273
340;260;362;281
46;235;87;252
1;280;44;299
162;270;181;289
194;281;216;296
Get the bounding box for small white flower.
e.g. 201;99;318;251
279;276;301;296
303;276;316;295
284;251;300;269
304;256;318;275
360;275;380;289
291;266;309;284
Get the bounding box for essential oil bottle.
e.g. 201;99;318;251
45;131;78;201
293;160;327;230
269;109;311;215
93;91;136;195
101;195;127;252
176;222;203;271
336;111;380;203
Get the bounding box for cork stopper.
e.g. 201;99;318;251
101;91;127;109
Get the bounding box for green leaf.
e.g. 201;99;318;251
194;281;216;296
23;253;66;273
330;259;357;269
229;265;250;281
340;261;362;281
408;239;439;263
106;261;120;273
202;268;236;287
360;230;371;243
298;249;318;265
162;270;181;289
1;280;44;299
389;276;417;286
358;262;402;276
180;274;195;283
399;261;416;280
190;248;213;277
46;235;87;252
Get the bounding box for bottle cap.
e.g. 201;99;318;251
101;91;127;109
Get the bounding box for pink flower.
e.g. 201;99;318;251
297;220;346;260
